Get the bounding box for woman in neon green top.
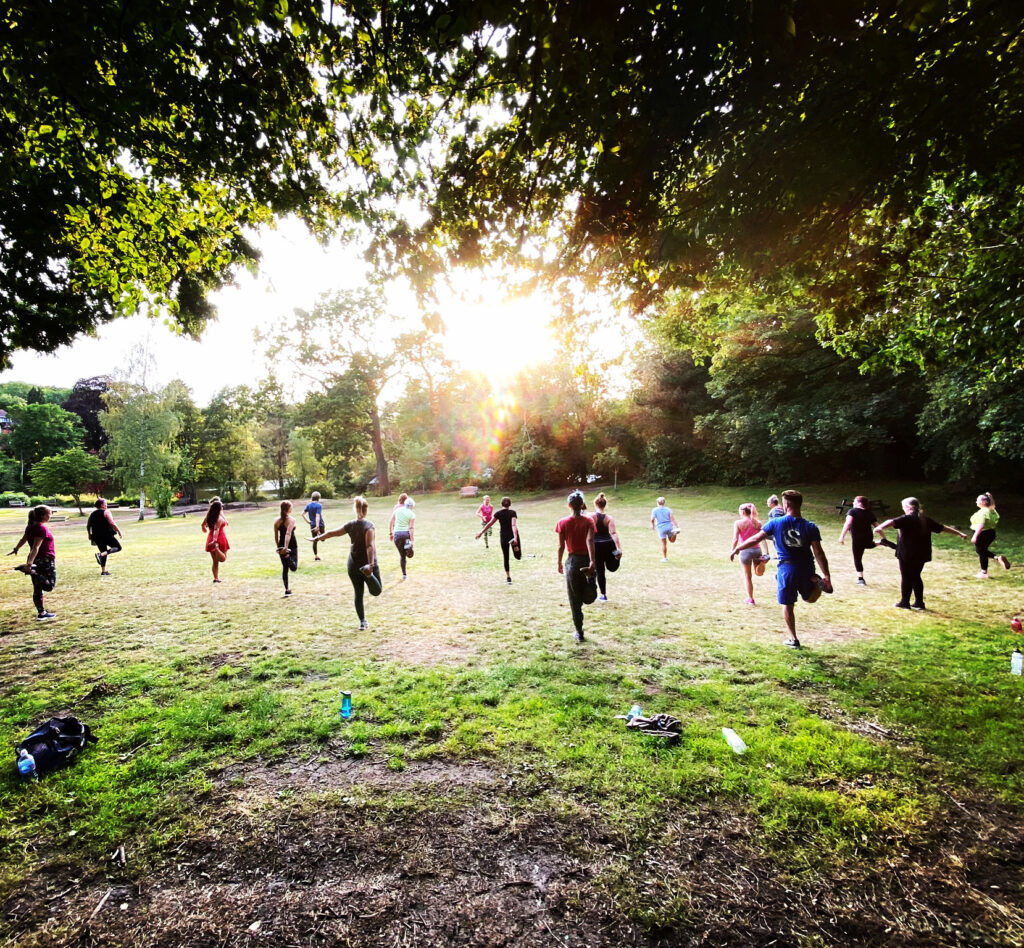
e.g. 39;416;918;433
970;492;1009;578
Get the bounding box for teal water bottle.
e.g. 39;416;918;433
340;691;353;719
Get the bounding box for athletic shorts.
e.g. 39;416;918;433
776;562;816;605
739;548;762;565
310;522;325;535
656;522;675;539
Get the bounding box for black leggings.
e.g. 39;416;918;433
280;545;298;590
347;557;382;622
31;557;57;614
96;537;122;563
393;531;411;575
851;536;896;573
564;553;597;632
594;541;620;595
976;529;1000;571
500;535;513;574
898;557;926;607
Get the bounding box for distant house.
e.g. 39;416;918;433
0;409;12;436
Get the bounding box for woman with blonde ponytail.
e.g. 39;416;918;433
314;496;382;629
970;492;1009;578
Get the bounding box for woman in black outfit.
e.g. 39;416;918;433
838;495;895;586
874;497;966;610
477;496;519;584
273;500;298;596
314;495;382;629
590;492;622;601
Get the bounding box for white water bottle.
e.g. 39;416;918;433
722;727;747;754
1012;649;1023;676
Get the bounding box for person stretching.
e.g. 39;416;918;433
315;495;382;630
13;505;58;620
732;490;831;649
556;490;598;643
87;498;123;576
477;496;519;584
302;491;326;561
274;500;299;596
202;497;229;583
389;496;416;580
650;496;680;562
476;495;494;549
970;492;1009;579
731;503;769;605
875;497;966;609
590;492;622;601
838;495;896;585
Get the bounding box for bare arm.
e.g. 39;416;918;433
731;529;767;560
942;523;968;539
316;523;350;542
874;517;897;533
511;515;519;543
607;515;622;553
838;515;853;544
362;526;376;571
475;515;497;539
556;531;566;573
586;523;596;569
811;540;831;582
105;510;122;537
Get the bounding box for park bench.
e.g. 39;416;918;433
459;486;479;498
8;499;26;507
834;498;889;518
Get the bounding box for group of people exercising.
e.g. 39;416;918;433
6;489;1010;648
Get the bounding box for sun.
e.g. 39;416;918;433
434;274;561;383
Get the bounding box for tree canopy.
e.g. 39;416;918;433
0;0;345;365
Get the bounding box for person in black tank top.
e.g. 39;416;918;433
273;501;299;596
312;495;382;629
590;493;622;600
87;498;123;576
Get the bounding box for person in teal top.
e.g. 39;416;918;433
970;492;1009;578
389;497;416;580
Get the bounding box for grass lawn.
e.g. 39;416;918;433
1;484;1022;946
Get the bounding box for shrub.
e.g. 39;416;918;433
152;483;174;518
0;491;30;507
307;482;334;500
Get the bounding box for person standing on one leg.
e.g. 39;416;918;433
87;498;123;577
838;495;895;586
314;495;381;630
274;500;299;596
875;498;966;610
202;497;229;583
650;496;679;562
389;496;416;580
731;503;768;605
476;495;494;549
969;492;1009;579
302;491;326;562
732;490;831;649
14;505;58;620
590;492;622;602
556;490;598;643
477;496;519;584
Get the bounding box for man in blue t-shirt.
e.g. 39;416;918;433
302;491;326;561
731;490;831;649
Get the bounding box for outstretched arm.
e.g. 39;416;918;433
731;529;767;560
475;516;497;539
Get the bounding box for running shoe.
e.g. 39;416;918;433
363;571;382;595
999;555;1011;570
598;595;608;602
910;602;926;610
95;552;103;566
359;619;368;630
895;602;911;609
574;630;585;643
36;611;56;620
857;577;866;586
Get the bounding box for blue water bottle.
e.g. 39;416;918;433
17;749;36;778
340;691;353;719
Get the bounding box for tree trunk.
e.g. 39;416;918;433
370;407;390;495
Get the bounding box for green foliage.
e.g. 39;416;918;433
0;490;30;507
152;483;175;519
0;0;347;366
99;381;181;504
29;447;106;513
5;402;84;472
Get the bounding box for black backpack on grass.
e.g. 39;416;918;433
16;716;97;776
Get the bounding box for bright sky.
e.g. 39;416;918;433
0;219;629;405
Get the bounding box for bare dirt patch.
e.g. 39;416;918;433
4;782;1023;947
215;750;501;798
